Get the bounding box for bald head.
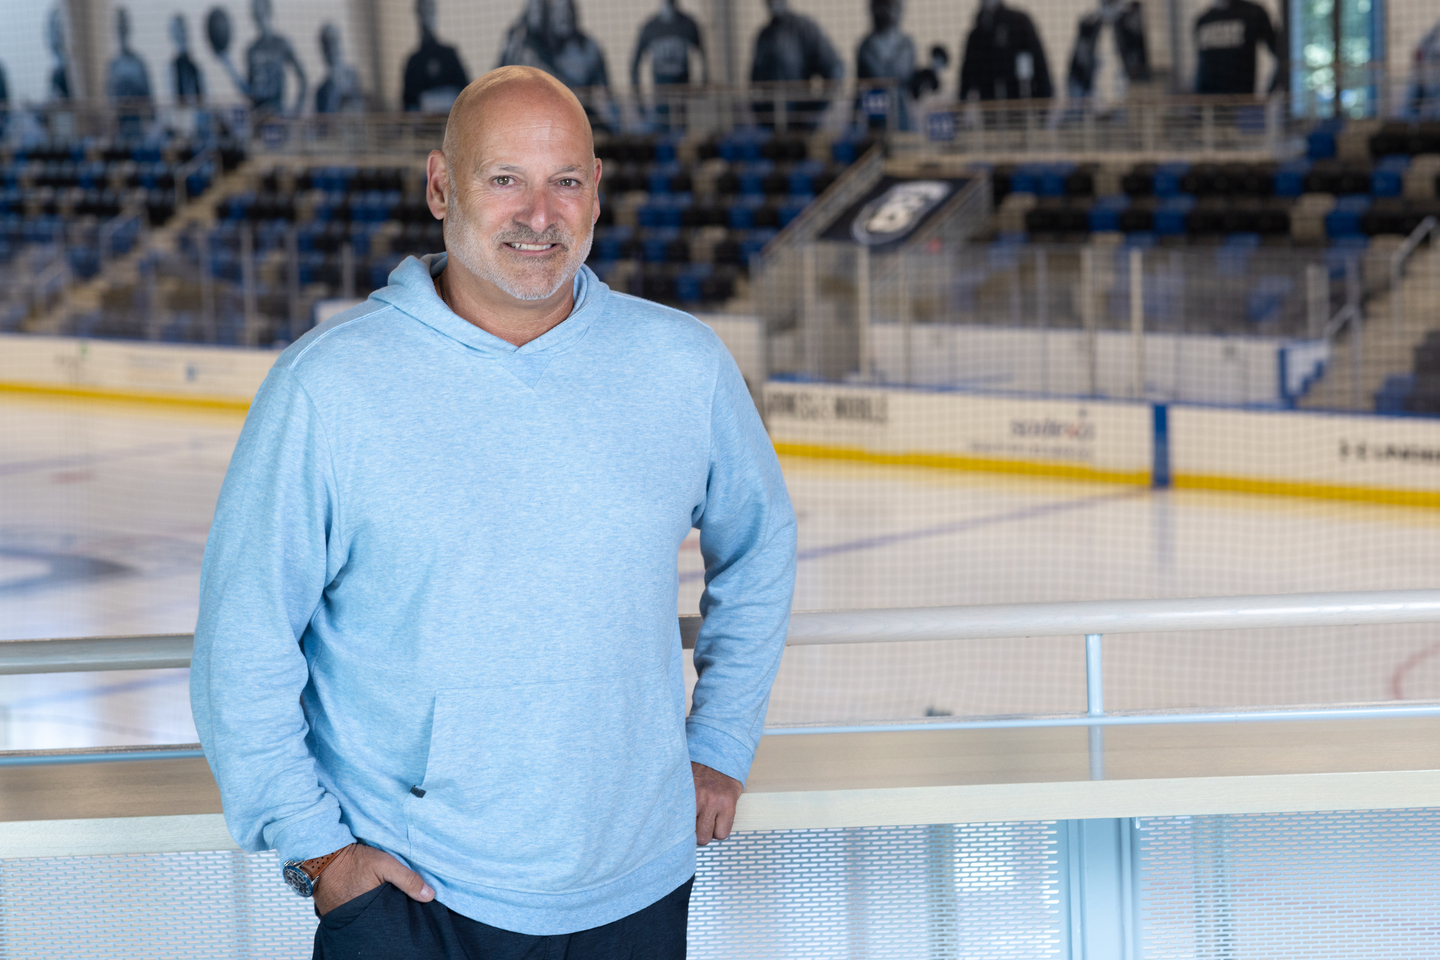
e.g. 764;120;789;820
441;67;594;168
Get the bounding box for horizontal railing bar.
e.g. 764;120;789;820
9;699;1440;765
0;634;193;675
7;591;1440;674
0;745;205;767
780;590;1440;645
763;702;1440;736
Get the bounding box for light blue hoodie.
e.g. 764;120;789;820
190;254;796;935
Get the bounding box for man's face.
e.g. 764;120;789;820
441;96;600;303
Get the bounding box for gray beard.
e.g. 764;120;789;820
444;201;594;302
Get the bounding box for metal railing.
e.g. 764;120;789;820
1390;215;1439;333
6;590;1440;770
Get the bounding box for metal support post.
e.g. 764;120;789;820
341;242;356;300
1346;256;1361;410
198;229;215;343
1129;247;1144;399
286;224;302;342
1081;246;1097;396
801;245;818;380
1085;633;1104;781
240;222;259;347
1037;247;1049;394
857;244;872;381
1307;263;1328;339
1062;817;1141;960
899;251;912;386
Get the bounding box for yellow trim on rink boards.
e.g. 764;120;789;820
772;442;1153;487
1173;473;1440;509
0;381;253;412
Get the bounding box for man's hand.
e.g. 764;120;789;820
312;843;436;917
693;761;743;846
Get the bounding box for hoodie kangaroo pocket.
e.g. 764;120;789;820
404;673;691;892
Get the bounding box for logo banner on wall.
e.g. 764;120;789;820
819;176;969;248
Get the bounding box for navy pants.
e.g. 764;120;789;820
312;877;692;959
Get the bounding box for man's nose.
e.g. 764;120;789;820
514;185;560;235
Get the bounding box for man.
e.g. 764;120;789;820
631;0;708;91
749;0;843;129
856;0;916;130
209;0;307;115
170;14;205;105
191;66;796;959
315;22;364;114
107;7;153;138
403;0;469;113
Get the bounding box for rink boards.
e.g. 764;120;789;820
6;332;1440;508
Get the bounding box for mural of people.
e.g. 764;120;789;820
542;0;610;92
1411;18;1440;118
1067;0;1149;106
403;0;468;112
107;8;154;104
171;14;205;104
49;7;71;101
208;0;307;115
750;0;844;129
631;0;707;90
856;0;916;128
498;0;550;71
315;23;364;113
958;0;1052;101
1194;0;1282;95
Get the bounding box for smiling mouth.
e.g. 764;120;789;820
505;242;560;252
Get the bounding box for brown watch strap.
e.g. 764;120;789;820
299;845;349;882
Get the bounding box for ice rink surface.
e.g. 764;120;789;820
4;394;1440;749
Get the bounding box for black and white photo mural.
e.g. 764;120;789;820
1066;0;1149;108
404;0;468;111
631;0;707;90
1193;0;1282;94
171;13;206;104
207;0;308;114
959;0;1052;101
751;0;844;128
315;22;364;112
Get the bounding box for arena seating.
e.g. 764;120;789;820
0;136;240;284
183;127;875;345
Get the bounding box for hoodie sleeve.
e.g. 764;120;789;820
189;364;357;864
685;349;797;785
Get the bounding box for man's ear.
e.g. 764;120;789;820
425;151;449;221
592;157;603;225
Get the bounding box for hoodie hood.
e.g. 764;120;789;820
371;253;607;366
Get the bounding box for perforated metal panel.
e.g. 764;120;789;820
1136;810;1440;960
0;849;316;959
690;823;1067;959
7;813;1437;959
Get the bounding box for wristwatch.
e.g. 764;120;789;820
283;846;349;898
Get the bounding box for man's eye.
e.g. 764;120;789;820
493;176;512;186
559;179;578;187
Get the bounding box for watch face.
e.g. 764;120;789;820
283;863;314;897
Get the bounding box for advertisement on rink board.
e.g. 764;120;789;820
1169;407;1440;503
761;382;1153;484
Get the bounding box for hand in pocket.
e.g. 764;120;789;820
314;844;436;917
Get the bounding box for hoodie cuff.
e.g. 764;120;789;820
263;811;357;866
686;719;757;786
